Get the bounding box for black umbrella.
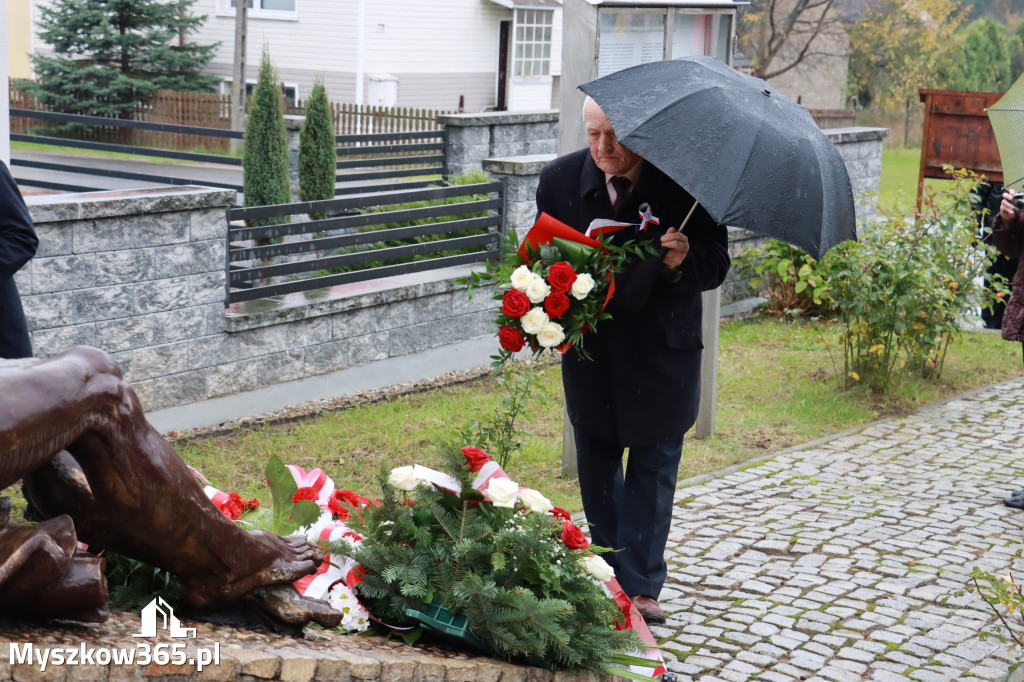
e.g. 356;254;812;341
580;56;856;260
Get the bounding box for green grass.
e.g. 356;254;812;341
878;147;956;215
5;316;1008;520
11;139;242;163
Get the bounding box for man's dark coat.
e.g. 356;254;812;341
536;148;730;446
0;161;38;359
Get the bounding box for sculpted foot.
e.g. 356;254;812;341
185;531;321;609
250;584;343;629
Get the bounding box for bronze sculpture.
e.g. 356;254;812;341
0;346;341;628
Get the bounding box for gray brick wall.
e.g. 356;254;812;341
17;186;497;412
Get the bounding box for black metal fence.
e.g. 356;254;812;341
334;129;448;195
9;108;243;193
225;180;505;305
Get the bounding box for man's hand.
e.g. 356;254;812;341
1000;191;1019;224
661;227;689;271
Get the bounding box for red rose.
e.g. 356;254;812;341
544;292;571;318
292;486;318;504
498;324;526;352
550;507;571;521
502;288;531;318
462;446;492;472
547;261;578;293
561;521;590;549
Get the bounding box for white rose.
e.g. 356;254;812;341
525;276;551;304
485;477;519;508
518;488;553;513
510;265;534;291
536;321;565;348
388;465;419;491
584;555;615;582
571;273;596;300
520;307;549;335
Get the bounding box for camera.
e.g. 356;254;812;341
1015;195;1024;211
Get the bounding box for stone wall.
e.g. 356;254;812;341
16;186;495;412
438;111;559;176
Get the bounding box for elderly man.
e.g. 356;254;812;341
536;96;730;623
0;346;340;627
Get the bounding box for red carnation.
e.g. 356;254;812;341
328;490;353;519
462;446;492;472
550;507;571;521
292;486;318;504
561;520;589;549
242;497;260;512
498;324;526;352
547;261;578;293
544;292;571;319
502;288;531;318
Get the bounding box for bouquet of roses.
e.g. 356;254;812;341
486;214;655;366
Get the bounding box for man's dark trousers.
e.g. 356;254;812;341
575;431;684;599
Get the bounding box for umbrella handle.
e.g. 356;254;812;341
678;200;700;232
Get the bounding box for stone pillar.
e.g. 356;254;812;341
438;111;559;176
482;154;555;241
824;126;889;226
284;114;305;202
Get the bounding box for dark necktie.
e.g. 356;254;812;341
610;176;631;215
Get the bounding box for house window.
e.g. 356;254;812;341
227;0;297;15
221;80;299;107
514;9;552;78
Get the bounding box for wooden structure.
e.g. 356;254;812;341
917;89;1003;211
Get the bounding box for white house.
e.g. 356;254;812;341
25;0;745;115
187;0;565;113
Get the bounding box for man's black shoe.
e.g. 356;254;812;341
1003;490;1024;508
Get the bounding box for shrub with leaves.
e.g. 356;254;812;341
343;444;644;675
952;567;1024;657
733;239;835;316
826;167;1003;391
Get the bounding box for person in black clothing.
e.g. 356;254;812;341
535;97;730;623
0;160;37;359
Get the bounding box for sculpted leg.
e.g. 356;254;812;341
6;347;339;627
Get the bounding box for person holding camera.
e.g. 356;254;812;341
994;189;1024;508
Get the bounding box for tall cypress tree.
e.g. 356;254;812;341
298;80;336;220
243;48;292;226
21;0;220;118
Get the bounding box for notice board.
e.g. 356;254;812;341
917;89;1004;211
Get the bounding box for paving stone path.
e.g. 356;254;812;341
652;378;1024;681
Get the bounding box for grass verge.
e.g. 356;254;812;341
4;317;1019;517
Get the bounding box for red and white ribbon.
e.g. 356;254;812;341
285;465;335;506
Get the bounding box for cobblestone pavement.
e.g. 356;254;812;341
653;378;1024;681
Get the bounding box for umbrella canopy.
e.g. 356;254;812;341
579;56;856;260
987;75;1024;190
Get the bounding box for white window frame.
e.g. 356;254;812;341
512;8;553;79
221;79;301;107
217;0;299;22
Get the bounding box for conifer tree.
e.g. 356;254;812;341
298;80;336;220
243;48;292;227
21;0;219;117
